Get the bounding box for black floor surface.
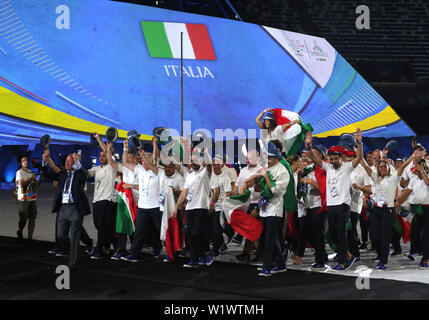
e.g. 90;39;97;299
0;236;428;300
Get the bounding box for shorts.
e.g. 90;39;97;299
18;201;37;220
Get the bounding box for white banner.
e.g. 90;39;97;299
263;26;337;88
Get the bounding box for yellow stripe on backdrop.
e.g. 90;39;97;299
313;105;400;138
0;85;153;141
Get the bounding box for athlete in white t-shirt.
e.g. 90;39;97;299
87;146;117;259
173;150;213;268
306;129;363;271
209;157;232;256
120;138;164;262
344;150;372;261
105;144;139;259
361;153;412;270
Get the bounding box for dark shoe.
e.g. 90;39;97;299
344;256;356;270
236;253;250;263
271;265;287;274
17;230;23;241
90;252;104;260
358;242;367;250
219;243;228;253
391;250;402;256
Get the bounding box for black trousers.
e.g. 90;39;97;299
422;206;429;260
212;211;225;254
117;233;134;253
186;209;210;262
410;210;424;255
327;204;350;265
347;211;360;258
370;206;394;265
391;225;402;252
296;216;308;257
131;207;162;256
260;216;285;270
300;207;327;265
93;200;116;253
359;214;370;244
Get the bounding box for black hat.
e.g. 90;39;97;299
128;136;142;151
106;127;118;143
153;127;171;145
40;134;50;148
385;140;398;152
127;130;140;139
90;134;100;147
312;144;327;157
338;133;356;149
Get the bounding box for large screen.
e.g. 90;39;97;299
0;0;414;146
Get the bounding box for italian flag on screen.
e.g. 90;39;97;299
141;21;216;60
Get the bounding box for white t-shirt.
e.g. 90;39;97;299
261;125;284;145
407;176;429;205
236;164;263;203
88;164;117;203
401;162;418;204
350;164;372;213
159;171;185;212
322;161;354;206
222;165;237;184
118;163;139;203
307;171;321;209
210;172;231;212
184;167;211;210
370;171;400;208
259;161;289;218
135;164;165;209
15;169;37;201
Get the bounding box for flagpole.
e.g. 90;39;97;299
181;32;184;138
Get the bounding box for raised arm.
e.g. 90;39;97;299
106;142;119;171
360;158;373;178
281;118;300;132
304;132;323;168
42;149;61;174
255;108;272;129
94;132;107;153
397;154;414;177
202;147;212;176
152;137;160;166
122;139;136;171
352;128;363;168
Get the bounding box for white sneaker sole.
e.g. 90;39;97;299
271;269;287;274
258;273;271;277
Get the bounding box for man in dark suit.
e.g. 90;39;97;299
43;150;91;269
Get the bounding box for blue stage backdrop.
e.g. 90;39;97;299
0;0;414;147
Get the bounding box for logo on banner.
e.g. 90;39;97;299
141;21;216;78
288;39;305;57
310;40;329;59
